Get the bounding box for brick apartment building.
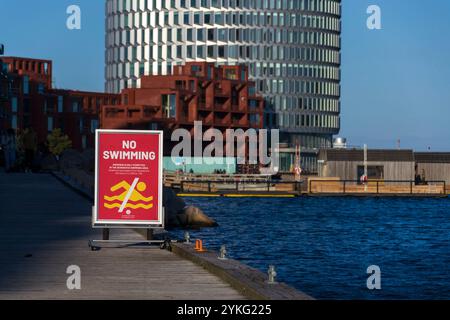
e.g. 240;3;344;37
0;57;263;164
101;62;264;155
0;57;119;150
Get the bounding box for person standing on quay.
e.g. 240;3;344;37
22;127;37;172
1;129;17;173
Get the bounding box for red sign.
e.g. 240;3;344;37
93;130;163;227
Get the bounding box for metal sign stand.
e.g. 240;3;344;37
90;130;166;251
88;239;170;251
88;207;170;251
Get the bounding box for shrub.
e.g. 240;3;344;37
47;128;72;157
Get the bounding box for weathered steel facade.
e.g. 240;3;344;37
317;149;416;181
415;153;450;189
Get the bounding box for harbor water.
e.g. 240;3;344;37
171;196;450;300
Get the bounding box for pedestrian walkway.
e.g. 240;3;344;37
0;173;244;300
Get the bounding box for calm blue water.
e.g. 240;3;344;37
170;196;450;300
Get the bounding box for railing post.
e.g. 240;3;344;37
267;181;270;192
377;181;379;194
410;181;413;194
343;181;346;194
208;181;211;193
181;180;184;192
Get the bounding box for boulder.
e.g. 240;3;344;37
163;187;187;227
162;187;218;228
177;206;218;228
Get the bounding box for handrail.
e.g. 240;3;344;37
309;179;446;195
180;179;303;193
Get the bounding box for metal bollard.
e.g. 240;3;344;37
218;245;227;260
184;231;190;244
267;265;277;284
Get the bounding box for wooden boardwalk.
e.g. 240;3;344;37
0;173;244;300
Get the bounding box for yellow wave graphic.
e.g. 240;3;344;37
104;195;154;202
104;203;154;210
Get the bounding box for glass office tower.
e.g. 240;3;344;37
105;0;342;172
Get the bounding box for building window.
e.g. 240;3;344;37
91;120;99;133
187;29;193;41
11;97;18;113
47;117;53;132
225;69;237;80
23;76;29;95
82;135;87;150
249;114;260;125
187;45;193;58
218;46;225;58
11;115;18;129
162;94;176;118
37;83;45;94
72;101;80;113
198;46;205;58
357;166;384;180
58;96;63;112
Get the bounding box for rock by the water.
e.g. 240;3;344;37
177;206;218;228
163;187;187;227
162;187;218;228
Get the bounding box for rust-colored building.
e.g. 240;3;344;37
101;62;264;132
0;57;119;150
1;58;262;156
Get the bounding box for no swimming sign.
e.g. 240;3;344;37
93;130;164;228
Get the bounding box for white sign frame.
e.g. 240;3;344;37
92;129;164;229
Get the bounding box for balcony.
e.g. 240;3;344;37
103;105;159;121
214;89;229;98
231;104;245;113
214;102;230;113
198;101;213;111
231;119;249;128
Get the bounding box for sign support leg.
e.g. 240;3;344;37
147;229;154;240
103;228;110;241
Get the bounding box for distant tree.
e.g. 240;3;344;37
47;128;72;158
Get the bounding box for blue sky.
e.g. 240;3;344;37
1;0;450;150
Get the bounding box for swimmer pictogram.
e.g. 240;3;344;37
103;178;154;214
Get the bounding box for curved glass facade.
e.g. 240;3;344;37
105;0;341;156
